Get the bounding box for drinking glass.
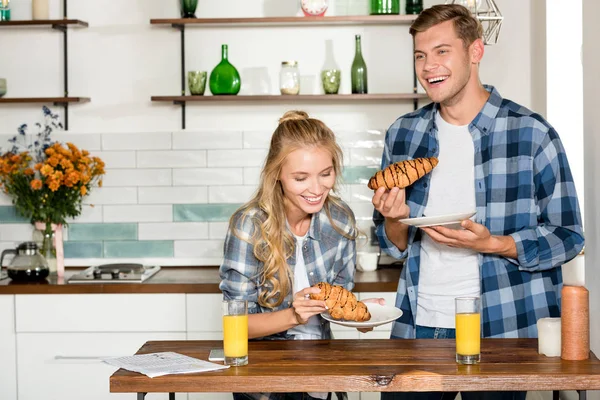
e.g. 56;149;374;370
188;71;207;95
321;69;341;94
455;296;481;364
222;299;248;366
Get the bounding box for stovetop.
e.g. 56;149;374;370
67;263;160;284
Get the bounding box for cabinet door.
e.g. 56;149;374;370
186;293;224;333
16;293;186;332
17;332;187;400
0;295;17;400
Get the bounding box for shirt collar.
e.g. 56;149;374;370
430;85;503;135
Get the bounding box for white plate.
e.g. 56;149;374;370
398;211;476;228
321;303;403;328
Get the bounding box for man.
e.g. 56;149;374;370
372;4;584;400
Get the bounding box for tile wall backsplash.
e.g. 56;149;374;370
0;130;384;266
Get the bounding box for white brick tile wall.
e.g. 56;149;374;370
349;148;386;167
174;240;225;258
0;192;11;206
93;151;136;169
0;224;34;241
207;149;268;167
137;150;207;168
53;133;102;150
335;129;386;149
243;131;271;149
138;187;208;204
103;205;172;223
347;202;376;221
208;186;256;204
66;205;104;223
84;187;138;205
173;131;243;150
138;222;209;240
173;168;243;186
243;167;261;185
209;222;229;240
103;169;172;187
102;133;172;150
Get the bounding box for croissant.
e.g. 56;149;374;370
309;282;371;322
367;157;439;190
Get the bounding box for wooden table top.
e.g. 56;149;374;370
0;266;401;294
110;339;600;394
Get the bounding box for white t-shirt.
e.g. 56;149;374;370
416;112;480;328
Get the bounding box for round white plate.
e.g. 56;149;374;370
398;211;476;228
320;303;403;328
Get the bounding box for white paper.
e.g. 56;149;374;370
104;352;229;378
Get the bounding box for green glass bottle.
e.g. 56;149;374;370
180;0;198;18
351;35;368;94
405;0;423;15
370;0;399;15
209;44;241;96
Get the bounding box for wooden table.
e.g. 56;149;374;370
110;339;600;399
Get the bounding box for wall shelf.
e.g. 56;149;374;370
0;0;89;129
0;97;90;104
152;93;428;103
150;15;417;27
0;19;88;28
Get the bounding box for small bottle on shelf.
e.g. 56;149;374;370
0;0;11;21
351;34;368;94
280;61;300;95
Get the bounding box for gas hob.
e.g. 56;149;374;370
67;263;160;284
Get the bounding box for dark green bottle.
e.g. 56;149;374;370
351;35;368;94
405;0;423;15
370;0;399;15
209;44;241;96
180;0;198;18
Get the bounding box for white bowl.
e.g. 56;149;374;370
357;252;379;272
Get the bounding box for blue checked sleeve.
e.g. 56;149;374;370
219;211;262;314
508;129;584;271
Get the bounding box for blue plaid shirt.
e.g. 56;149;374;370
220;200;356;340
375;86;584;339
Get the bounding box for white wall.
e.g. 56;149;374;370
0;0;536;266
583;0;600;398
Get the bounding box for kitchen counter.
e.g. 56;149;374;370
0;265;402;295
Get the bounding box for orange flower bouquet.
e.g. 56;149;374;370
0;107;105;277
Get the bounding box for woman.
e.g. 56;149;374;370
219;110;359;400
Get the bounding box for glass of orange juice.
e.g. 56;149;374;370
222;299;248;366
455;296;481;364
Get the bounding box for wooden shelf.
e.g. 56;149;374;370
150;15;417;27
0;19;88;28
0;97;90;104
151;93;428;103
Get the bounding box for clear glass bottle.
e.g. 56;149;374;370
351;34;368;94
280;61;300;95
0;0;11;21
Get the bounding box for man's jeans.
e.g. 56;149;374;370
381;326;527;400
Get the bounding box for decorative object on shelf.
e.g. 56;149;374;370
180;0;198;18
370;0;399;15
188;71;207;95
0;106;105;279
32;0;49;20
351;34;368;94
0;78;6;97
301;0;329;16
209;44;241;95
405;0;423;14
321;69;341;94
0;0;10;21
446;0;503;44
279;61;300;95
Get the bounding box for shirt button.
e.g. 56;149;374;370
309;272;314;276
288;301;291;306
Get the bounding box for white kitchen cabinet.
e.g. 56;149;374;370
17;331;186;400
0;295;17;400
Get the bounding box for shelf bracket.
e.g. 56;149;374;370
172;23;186;129
56;0;70;129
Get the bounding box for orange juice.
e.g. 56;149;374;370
455;312;480;356
223;314;248;358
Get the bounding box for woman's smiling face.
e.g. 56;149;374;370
279;146;335;216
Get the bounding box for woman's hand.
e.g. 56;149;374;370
292;286;327;325
356;297;386;333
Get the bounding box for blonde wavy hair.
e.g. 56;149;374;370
231;110;357;308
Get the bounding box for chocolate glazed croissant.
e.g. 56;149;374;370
309;282;371;322
367;157;439;190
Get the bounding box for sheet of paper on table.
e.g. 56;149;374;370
104;352;229;378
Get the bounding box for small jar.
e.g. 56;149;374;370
280;61;300;95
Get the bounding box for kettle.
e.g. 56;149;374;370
0;242;50;281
